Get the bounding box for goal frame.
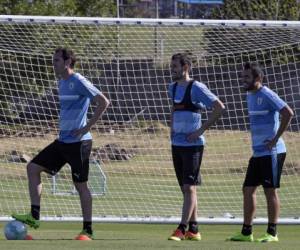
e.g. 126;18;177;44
0;15;299;224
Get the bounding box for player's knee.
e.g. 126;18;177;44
74;182;90;194
183;184;196;194
243;186;257;198
264;188;277;198
26;162;43;175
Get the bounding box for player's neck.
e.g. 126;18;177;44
61;68;74;80
250;82;263;93
177;75;191;85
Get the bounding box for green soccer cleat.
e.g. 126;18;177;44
75;229;94;240
11;213;40;229
255;233;278;243
227;232;254;242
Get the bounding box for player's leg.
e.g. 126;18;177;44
12;140;65;229
186;195;199;240
169;146;203;241
243;186;257;227
65;140;94;240
183;146;203;241
27;162;48;205
227;186;257;242
255;187;280;242
168;145;186;241
227;156;260;242
265;188;280;224
74;181;93;239
181;185;197;225
182;185;201;241
256;153;285;243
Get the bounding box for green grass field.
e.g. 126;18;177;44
0;129;299;219
0;222;299;250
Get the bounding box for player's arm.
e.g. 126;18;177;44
265;105;294;150
170;108;175;139
72;93;110;137
86;93;110;130
168;84;174;139
186;99;225;142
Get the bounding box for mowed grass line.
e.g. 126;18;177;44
1;174;299;218
0;223;299;250
0;129;299;218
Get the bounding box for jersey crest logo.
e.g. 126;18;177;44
257;97;263;105
69;82;74;90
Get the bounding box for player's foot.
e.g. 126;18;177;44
185;231;201;241
75;229;94;240
255;233;278;242
11;213;40;229
227;232;253;242
168;229;185;241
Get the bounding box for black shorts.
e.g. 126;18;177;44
172;145;204;186
243;153;286;188
31;140;92;183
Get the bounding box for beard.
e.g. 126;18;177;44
171;73;183;81
243;79;256;91
172;75;181;81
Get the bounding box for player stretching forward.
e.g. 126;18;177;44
12;48;110;240
168;53;225;241
228;62;293;242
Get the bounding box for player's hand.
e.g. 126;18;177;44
186;129;203;142
71;126;90;138
264;137;278;150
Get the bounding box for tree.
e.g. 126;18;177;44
212;0;300;20
0;0;116;17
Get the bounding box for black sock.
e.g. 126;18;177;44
267;223;277;236
83;221;93;235
31;205;40;220
177;223;187;234
241;224;252;236
188;221;198;233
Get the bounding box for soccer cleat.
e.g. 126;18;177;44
11;213;40;229
185;231;201;241
255;233;278;243
75;230;94;240
168;229;185;241
227;232;253;242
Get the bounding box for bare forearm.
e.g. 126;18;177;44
274;106;294;141
86;94;109;130
86;104;108;129
199;100;225;134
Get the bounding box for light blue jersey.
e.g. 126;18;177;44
168;80;218;146
58;73;101;143
247;86;287;157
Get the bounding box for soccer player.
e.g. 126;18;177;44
12;48;110;240
168;53;225;241
228;62;294;242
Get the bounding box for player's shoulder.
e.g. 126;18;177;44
260;86;280;99
72;72;88;83
191;80;209;90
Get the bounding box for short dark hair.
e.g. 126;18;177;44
171;53;192;67
55;47;76;68
243;62;264;79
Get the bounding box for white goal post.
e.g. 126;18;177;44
0;15;299;224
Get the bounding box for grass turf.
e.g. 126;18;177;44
0;222;299;250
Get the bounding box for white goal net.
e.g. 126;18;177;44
0;16;299;223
